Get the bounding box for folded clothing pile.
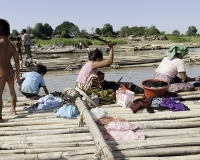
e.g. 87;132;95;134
25;94;63;112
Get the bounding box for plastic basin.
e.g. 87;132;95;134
142;79;170;98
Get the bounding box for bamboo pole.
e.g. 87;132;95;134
0;153;95;160
25;146;97;154
0;154;37;160
19;136;93;144
3;101;34;107
0;124;79;131
64;87;115;160
127;155;200;160
113;146;200;158
110;137;200;150
38;152;94;160
0;127;89;136
0;132;91;141
104;109;200;119
1;141;94;149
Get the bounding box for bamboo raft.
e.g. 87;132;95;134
2;88;200;159
1;96;100;160
12;51;200;72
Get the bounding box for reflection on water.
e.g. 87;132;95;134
3;48;200;101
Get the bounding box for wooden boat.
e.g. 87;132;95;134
33;48;75;55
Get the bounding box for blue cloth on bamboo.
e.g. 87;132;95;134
26;94;63;112
54;105;79;118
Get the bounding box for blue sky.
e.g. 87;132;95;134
1;0;199;34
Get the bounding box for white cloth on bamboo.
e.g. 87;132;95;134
36;94;63;110
26;94;63;113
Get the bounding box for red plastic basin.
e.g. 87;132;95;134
142;79;170;98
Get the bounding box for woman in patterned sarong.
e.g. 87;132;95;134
154;44;200;92
76;41;144;104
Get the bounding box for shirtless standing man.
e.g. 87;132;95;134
0;19;20;122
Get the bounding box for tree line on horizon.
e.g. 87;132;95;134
9;21;199;40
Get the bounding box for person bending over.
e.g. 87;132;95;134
154;44;200;92
0;19;20;122
19;64;49;99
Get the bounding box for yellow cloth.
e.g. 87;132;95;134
86;88;116;105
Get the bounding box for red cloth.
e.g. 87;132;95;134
130;96;154;113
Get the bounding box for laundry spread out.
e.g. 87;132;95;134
159;97;186;111
103;121;145;141
25;94;63;112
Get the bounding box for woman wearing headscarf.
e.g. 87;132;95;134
154;44;200;92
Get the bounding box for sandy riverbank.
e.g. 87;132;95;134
70;40;200;53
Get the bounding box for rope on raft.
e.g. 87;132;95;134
78;107;87;127
93;145;113;160
74;86;98;108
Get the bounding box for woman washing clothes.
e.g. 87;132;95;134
76;41;143;104
154;44;200;92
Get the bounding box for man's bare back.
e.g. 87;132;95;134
0;37;20;122
0;19;20;123
0;38;17;78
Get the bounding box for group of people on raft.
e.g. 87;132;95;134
1;18;200;122
76;42;200;96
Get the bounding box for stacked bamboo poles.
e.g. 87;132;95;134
119;43;200;51
1;97;98;160
98;97;200;159
10;52;200;72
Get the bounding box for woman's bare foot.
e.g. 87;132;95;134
8;110;17;116
0;118;4;123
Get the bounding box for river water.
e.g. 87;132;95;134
2;48;200;101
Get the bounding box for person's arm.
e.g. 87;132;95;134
179;72;200;82
22;34;24;42
91;42;113;69
14;42;17;47
43;87;49;95
12;45;20;83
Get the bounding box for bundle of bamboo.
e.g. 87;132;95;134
10;51;200;72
